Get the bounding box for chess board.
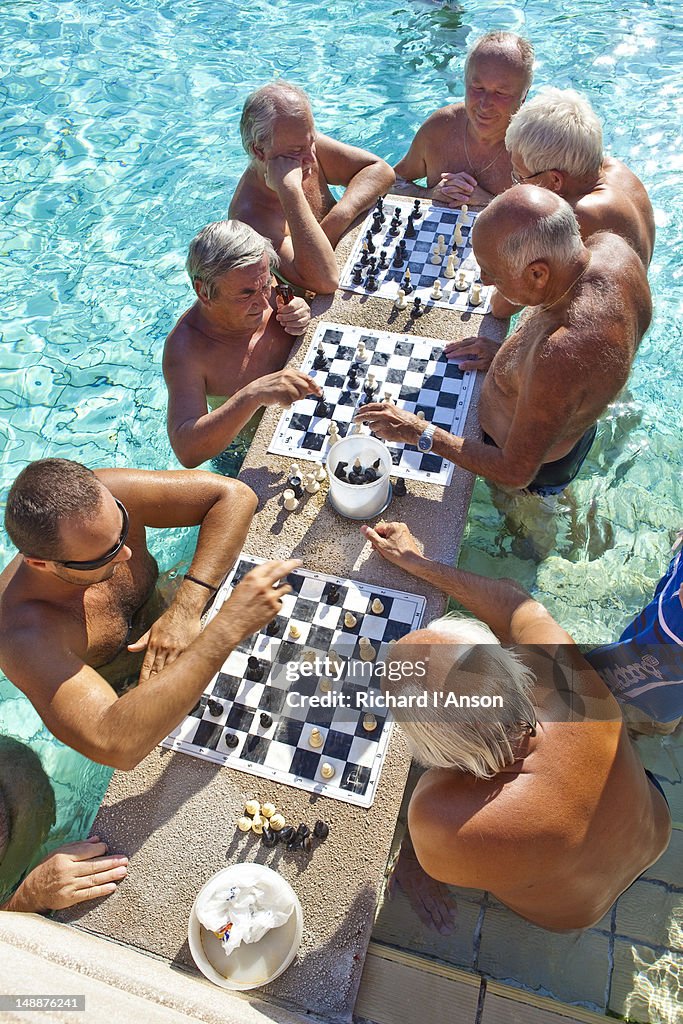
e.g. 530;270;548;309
339;195;492;313
268;321;477;485
162;555;426;808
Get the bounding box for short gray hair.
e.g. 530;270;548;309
465;32;535;95
390;615;537;780
506;87;603;179
498;198;583;272
240;81;313;156
186;219;279;299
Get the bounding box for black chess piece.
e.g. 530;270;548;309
366;272;378;292
392;247;404;268
261;828;278;847
371;213;383;234
388;217;400;237
360;246;370;265
315;397;332;418
377;250;388;270
313;348;329;370
207;698;223;717
375;196;384;217
399;239;407;257
348;466;366;485
393;206;402;222
404;214;416;239
363;466;378;482
266;618;281;636
259;712;273;728
290;480;304;499
351;263;363;285
326;585;340;605
224;732;239;748
412;199;422;219
393;476;407;496
411;297;423;318
365;230;376;253
313;820;330;840
402;273;413;295
246;655;264;682
334;461;348;481
347;366;360;389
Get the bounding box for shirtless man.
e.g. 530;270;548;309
491;87;655;317
0;459;299;769
229;81;395;293
394;32;533;208
0;736;128;912
362;521;671;931
358;187;652;496
164;219;319;468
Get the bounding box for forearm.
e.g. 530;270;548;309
430;429;536;489
97;615;244;769
320;164;395;245
170;389;262;468
397;551;532;643
1;877;42;913
278;187;339;292
184;477;256;595
393;175;433;198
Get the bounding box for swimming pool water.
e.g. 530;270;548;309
0;0;681;852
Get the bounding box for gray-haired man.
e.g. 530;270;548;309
358;186;651;495
164;218;320;468
229;80;395;294
361;521;670;932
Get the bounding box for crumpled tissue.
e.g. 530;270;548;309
196;868;294;956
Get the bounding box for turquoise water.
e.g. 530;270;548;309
0;0;681;855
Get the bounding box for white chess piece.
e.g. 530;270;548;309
457;204;468;223
305;472;320;494
283;489;298;512
314;464;327;482
328;422;340;446
443;254;456;279
455;270;468;291
469;282;482;306
395;287;407;309
431;279;442;300
438;234;446;254
453;224;463;248
356;341;368;362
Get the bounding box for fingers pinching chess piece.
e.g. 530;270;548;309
305;471;320;494
395;287;408;310
283;489;298;512
416;410;426;420
359;637;377;662
444;254;456;279
469;282;482;306
455;269;468;291
431;279;442;300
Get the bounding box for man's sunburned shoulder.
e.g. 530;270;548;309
419;103;465;134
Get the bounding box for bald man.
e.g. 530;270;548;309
358;187;651;497
490;87;655;317
230;81;394;294
395;32;534;208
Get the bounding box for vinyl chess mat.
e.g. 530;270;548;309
339;195;492;313
162;556;426;808
268;321;477;485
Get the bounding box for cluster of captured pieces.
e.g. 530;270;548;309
237;799;330;852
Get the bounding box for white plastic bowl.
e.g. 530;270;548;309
327;434;392;519
188;863;303;990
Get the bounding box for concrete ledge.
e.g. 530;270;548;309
0;913;326;1024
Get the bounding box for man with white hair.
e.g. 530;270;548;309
358;186;651;496
394;32;534;207
361;521;671;931
490;87;655;317
229;81;395;294
164;218;320;468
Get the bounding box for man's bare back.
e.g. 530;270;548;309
479;232;652;464
574;157;655;267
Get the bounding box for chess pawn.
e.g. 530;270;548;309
443;254;456;279
431;279;442;300
305;472;320;494
455;270;468;291
457;204;468;223
356;341;368;362
314;464;327;482
328;422;341;446
395;287;408;310
469;282;482;306
283;488;298;512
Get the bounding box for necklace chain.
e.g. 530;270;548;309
540;254;592;312
463;120;505;177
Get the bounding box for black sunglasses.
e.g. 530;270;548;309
55;499;130;571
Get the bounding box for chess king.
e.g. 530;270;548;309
230;80;395;294
0;457;300;769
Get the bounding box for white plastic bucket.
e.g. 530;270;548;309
326;434;391;519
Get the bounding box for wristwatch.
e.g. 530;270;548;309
417;423;436;453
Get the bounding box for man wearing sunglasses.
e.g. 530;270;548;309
0;459;300;770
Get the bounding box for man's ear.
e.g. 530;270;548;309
251;143;265;162
22;555;52;573
193;279;211;305
544;170;565;194
525;260;550;291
